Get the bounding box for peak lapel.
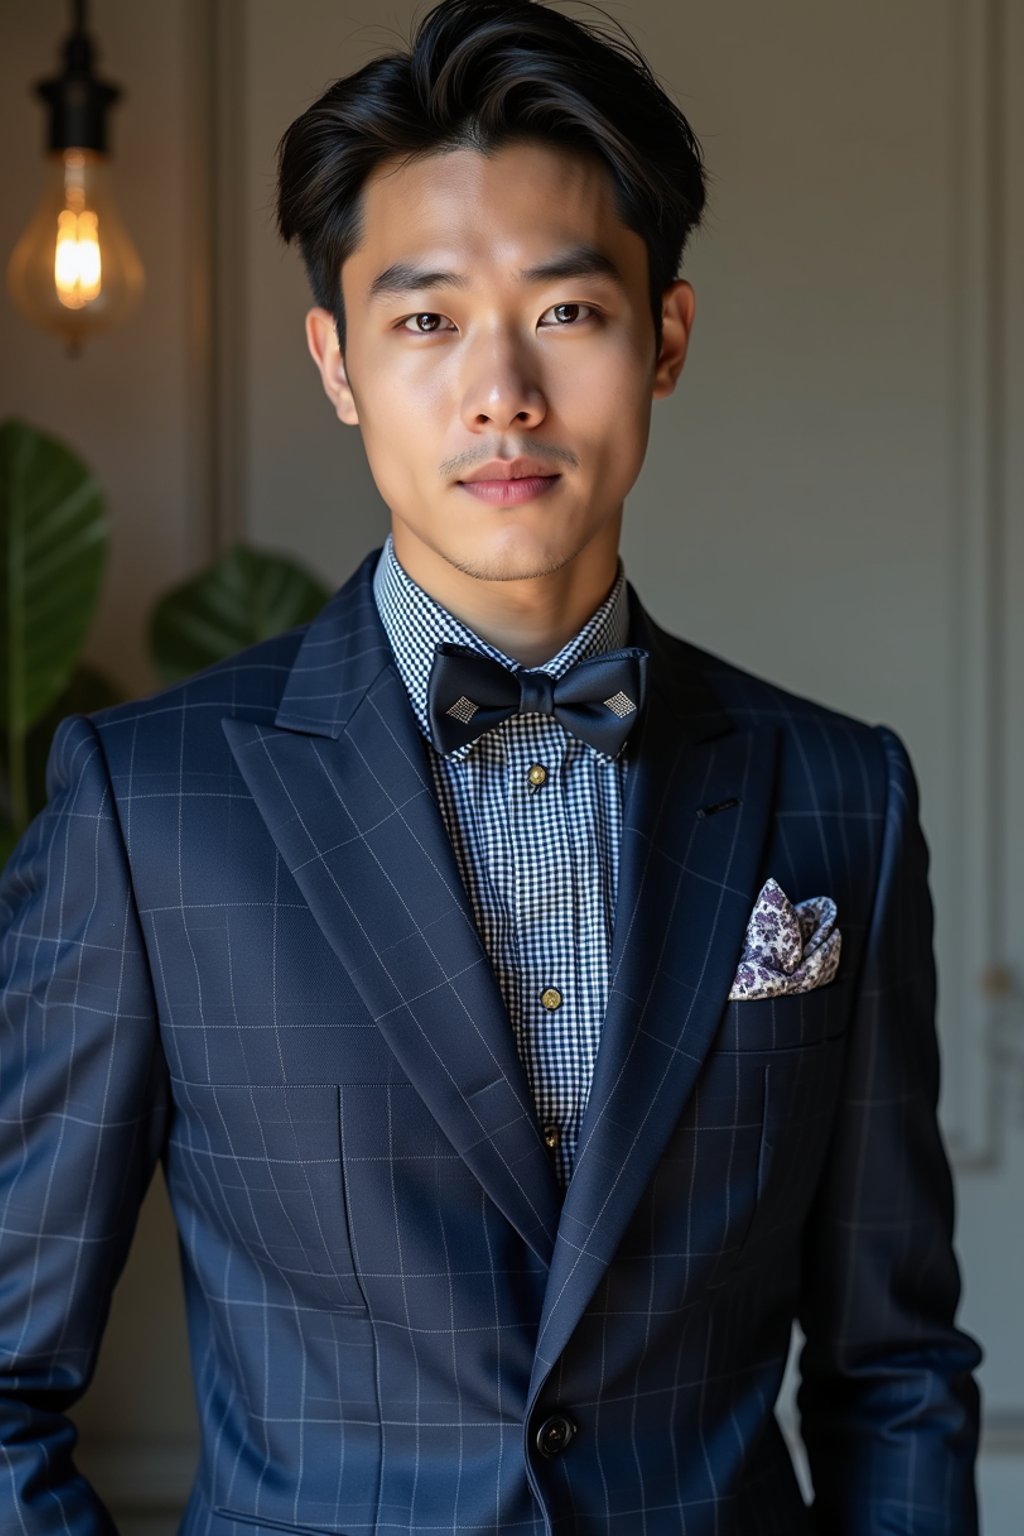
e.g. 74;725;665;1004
222;550;560;1264
530;593;780;1395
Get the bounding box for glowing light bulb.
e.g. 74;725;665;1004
7;147;144;354
5;1;145;357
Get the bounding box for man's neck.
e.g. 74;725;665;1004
389;521;623;669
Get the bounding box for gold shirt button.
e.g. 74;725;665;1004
540;986;563;1011
527;763;548;788
543;1124;561;1150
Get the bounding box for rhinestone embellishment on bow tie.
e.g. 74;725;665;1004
603;691;636;717
446;695;480;723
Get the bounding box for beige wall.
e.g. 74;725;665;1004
1;2;1021;1531
0;0;215;702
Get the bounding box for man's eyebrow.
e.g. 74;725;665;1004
366;244;627;303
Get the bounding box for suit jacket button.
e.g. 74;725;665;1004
535;1413;577;1457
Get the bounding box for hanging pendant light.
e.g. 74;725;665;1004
5;0;145;358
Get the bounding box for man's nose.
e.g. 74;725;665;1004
459;332;548;432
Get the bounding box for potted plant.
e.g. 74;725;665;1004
0;417;330;863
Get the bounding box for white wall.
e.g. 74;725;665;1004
1;1;1020;1530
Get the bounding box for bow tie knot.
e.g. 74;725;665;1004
427;641;649;758
517;669;556;717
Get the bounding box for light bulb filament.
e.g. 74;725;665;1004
54;206;102;308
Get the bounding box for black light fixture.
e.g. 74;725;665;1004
5;0;145;358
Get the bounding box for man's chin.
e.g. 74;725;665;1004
447;539;576;584
392;509;599;585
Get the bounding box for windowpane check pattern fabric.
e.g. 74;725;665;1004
372;534;630;1185
0;544;982;1534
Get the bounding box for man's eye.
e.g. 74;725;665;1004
398;312;455;334
398;304;598;334
540;302;596;326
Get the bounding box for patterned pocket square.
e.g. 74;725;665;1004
728;876;841;1001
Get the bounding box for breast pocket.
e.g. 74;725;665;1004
715;973;852;1053
166;1080;365;1312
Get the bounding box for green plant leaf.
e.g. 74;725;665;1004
149;543;331;685
0;418;108;737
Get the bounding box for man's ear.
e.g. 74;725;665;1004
304;306;359;424
652;279;696;400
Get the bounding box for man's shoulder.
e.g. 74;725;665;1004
656;620;896;802
81;617;315;764
81;548;383;763
664;621;877;736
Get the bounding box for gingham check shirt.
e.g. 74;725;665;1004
372;533;631;1186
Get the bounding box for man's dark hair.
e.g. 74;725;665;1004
275;0;708;359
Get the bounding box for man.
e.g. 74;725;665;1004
0;1;981;1532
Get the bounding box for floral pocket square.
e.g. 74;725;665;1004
728;877;841;1001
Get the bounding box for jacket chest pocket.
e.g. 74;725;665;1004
165;1080;365;1312
715;973;852;1053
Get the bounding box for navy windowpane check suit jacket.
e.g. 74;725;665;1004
0;546;981;1535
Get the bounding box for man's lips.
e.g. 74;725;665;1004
456;474;561;506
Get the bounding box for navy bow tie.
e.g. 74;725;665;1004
427;641;649;759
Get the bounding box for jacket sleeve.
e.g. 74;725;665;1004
796;723;983;1533
0;712;172;1535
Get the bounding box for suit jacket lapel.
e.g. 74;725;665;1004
529;594;780;1399
220;547;780;1334
222;550;560;1264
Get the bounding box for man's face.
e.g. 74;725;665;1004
306;139;693;584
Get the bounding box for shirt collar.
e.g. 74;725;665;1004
371;531;630;762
